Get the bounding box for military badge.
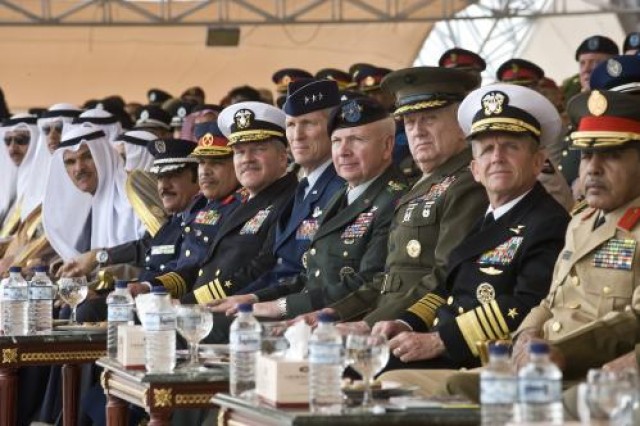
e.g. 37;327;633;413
406;239;421;258
482;91;507;116
339;266;355;280
425;176;457;200
154;140;166;154
478;236;523;265
507;308;518;319
301;251;308;269
312;206;323;218
195;209;220;225
631;34;640;48
201;133;214;146
592;238;636;271
403;203;417;222
296;219;319;241
587;90;608;116
234;109;254;129
422;201;435;218
587;36;599;50
479;266;503;276
341;100;363;123
387;180;405;192
476;282;495;304
239;207;272;235
140;109;150;121
340;211;375;241
606;59;622;77
364;75;376;87
177;106;188;118
509;225;525;235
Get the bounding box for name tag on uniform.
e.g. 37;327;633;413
592;238;636;270
296;219;319;241
478;236;523;266
240;207;272;235
151;245;175;255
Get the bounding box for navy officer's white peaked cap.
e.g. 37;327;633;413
217;101;287;146
457;83;561;148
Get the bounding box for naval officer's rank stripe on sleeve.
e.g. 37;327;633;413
194;278;228;304
456;300;510;357
406;293;446;327
155;272;187;298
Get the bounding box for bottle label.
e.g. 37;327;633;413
230;331;260;352
108;305;134;322
2;287;28;301
28;286;55;300
309;342;343;364
144;312;176;331
480;377;517;404
518;378;562;403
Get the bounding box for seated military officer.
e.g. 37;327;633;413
429;89;640;403
213;97;407;321
372;84;569;378
151;101;297;303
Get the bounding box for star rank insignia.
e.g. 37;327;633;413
225;281;232;288
507;308;518;319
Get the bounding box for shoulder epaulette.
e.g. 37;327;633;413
618;207;640;232
570;199;589;217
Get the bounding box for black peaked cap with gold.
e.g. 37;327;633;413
381;66;480;117
327;97;389;135
217;101;286;146
567;90;640;150
458;83;562;148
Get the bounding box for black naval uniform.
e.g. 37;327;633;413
154;172;298;303
254;165;408;318
391;182;570;370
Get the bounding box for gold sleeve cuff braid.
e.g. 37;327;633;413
406;293;446;327
455;300;510;357
155;272;187;298
194;278;228;304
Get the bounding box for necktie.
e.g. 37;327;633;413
593;213;606;230
481;212;495;230
293;178;309;207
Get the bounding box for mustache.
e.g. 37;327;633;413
73;171;91;180
238;164;260;174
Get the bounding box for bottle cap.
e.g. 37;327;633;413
32;266;47;273
237;303;253;313
529;341;550;354
8;266;21;273
488;343;510;356
317;312;335;323
115;280;129;289
151;286;168;295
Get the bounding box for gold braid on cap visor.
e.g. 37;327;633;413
470;117;541;137
570;131;640;148
228;129;285;145
393;100;449;117
192;146;232;157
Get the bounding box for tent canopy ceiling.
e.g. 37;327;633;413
0;0;471;111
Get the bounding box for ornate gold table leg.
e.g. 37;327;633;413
0;367;17;426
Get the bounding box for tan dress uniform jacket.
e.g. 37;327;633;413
516;194;640;379
328;148;488;325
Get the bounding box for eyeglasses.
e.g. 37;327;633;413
4;135;30;146
42;122;63;135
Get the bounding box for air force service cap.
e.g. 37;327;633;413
147;138;198;174
217;101;286;146
283;79;340;116
381;66;480;117
458;83;562;148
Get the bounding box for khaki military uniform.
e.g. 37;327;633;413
328;148;488;325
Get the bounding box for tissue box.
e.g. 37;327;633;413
256;353;309;407
117;325;146;369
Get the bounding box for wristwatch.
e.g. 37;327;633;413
95;249;109;266
277;298;288;318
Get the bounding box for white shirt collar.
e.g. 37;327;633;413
347;173;381;205
303;159;332;198
486;188;532;221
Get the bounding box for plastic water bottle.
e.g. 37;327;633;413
143;287;176;373
229;303;262;398
515;341;563;424
106;280;135;359
308;313;344;413
480;343;516;425
28;266;56;333
1;266;29;335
